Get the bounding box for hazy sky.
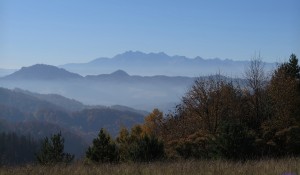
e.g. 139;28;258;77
1;0;299;68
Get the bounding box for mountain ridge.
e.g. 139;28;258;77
60;51;275;77
2;64;195;82
3;64;82;80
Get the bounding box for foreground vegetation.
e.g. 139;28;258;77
0;158;299;175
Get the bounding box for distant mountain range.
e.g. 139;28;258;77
60;51;276;77
0;64;196;111
2;64;195;85
0;51;272;111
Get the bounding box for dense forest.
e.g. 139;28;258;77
0;54;299;165
0;132;39;165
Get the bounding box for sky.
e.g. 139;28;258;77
0;0;299;69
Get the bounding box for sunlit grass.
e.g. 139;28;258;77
0;158;299;175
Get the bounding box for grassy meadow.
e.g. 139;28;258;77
0;158;299;175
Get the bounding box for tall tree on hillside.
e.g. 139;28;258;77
180;75;244;134
244;54;269;129
36;132;74;165
261;54;300;156
245;54;266;92
160;75;248;158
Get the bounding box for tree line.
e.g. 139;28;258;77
1;54;299;165
158;53;300;160
0;132;39;165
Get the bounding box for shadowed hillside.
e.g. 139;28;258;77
0;87;146;157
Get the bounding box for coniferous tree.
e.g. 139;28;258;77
36;132;74;165
86;128;119;163
280;54;300;80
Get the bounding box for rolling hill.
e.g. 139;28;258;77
13;88;86;112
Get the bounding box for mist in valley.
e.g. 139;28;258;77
0;74;192;112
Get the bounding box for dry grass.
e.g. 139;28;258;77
0;158;299;175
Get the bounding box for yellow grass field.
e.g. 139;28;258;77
0;158;299;175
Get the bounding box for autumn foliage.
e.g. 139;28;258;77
154;54;300;159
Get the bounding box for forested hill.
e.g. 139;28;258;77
0;87;146;158
13;88;87;112
0;87;66;115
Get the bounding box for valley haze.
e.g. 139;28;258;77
0;51;276;112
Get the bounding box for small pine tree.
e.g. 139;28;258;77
86;128;119;163
36;132;74;165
